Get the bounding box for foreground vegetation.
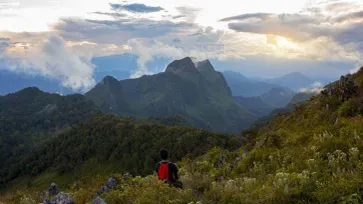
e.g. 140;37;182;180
1;69;363;203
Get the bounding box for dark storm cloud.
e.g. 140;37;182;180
110;3;164;13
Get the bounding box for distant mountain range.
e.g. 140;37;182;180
233;87;295;118
0;87;100;134
253;91;317;126
223;71;281;97
264;72;314;91
86;57;256;133
222;71;314;97
1;54;323;96
0;54;169;95
0;56;319;132
234;96;275;118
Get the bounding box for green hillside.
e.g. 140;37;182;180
0;88;100;186
2;68;363;204
78;67;363;204
234;96;275;118
3;68;361;204
0;114;241;203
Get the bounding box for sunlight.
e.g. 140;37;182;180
276;36;300;49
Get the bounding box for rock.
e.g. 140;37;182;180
43;198;51;204
106;177;118;188
96;186;109;196
216;175;224;182
48;182;59;196
123;173;132;181
93;197;107;204
96;177;118;196
334;118;339;126
214;154;227;168
49;192;74;204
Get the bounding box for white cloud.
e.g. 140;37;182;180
350;64;362;74
6;35;96;91
299;81;325;94
1;0;362;89
127;39;185;78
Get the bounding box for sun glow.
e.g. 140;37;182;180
276;36;300;49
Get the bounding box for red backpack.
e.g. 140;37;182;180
157;162;169;181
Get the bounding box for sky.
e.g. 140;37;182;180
0;0;363;91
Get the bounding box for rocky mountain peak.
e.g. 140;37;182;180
195;59;215;72
165;57;200;75
101;76;119;86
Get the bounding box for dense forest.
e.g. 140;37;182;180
0;88;100;190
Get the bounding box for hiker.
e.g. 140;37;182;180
155;149;182;188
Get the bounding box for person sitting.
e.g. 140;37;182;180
155;149;182;188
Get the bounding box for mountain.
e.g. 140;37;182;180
0;54;170;95
265;72;313;91
0;69;74;95
0;87;100;133
86;57;256;133
233;87;296;119
3;68;363;204
0;87;100;183
260;87;294;107
223;71;281;97
286;91;317;108
254;91;317;126
234;96;275;118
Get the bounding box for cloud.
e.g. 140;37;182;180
300;81;324;94
220;2;363;61
334;10;363;23
2;0;361;88
325;2;358;12
176;7;201;23
220;13;274;22
350;63;363;74
0;1;20;9
7;35;96;91
110;3;164;13
0;37;10;53
91;12;127;18
53;18;196;45
173;15;186;19
226;15;323;41
127;39;185;78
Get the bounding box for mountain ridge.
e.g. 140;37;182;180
86;57;255;133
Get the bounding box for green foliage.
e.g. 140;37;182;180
3;70;363;204
339;98;363;117
0;87;100;188
1;114;240;185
